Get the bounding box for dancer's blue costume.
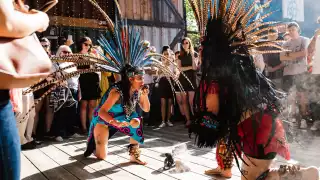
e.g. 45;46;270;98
86;83;144;153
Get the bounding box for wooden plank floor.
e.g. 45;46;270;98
21;123;320;180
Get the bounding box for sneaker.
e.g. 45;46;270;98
55;136;63;142
311;121;320;131
159;122;166;128
71;133;82;138
167;121;173;127
21;142;36;150
300;119;308;129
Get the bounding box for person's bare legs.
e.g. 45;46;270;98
93;123;109;160
33;98;45;135
187;91;195;116
204;139;232;178
298;92;308;116
175;92;185;116
88;100;97;122
129;138;146;165
80;100;88;132
45;98;54;133
167;99;173;122
240;155;273;180
161;98;166;123
180;93;191;126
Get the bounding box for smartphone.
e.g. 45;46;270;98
39;0;58;12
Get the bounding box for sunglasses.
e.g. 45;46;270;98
42;45;49;48
83;43;92;47
62;51;72;54
183;41;189;45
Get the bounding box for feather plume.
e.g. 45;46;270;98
188;0;287;175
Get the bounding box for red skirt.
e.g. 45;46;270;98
237;112;290;160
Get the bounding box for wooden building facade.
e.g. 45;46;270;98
26;0;186;52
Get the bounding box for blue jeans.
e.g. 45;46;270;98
0;100;20;180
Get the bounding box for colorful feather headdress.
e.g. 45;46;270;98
189;0;287;55
188;0;287;170
21;0;185;121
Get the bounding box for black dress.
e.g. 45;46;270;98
158;77;174;98
78;65;101;100
175;53;197;92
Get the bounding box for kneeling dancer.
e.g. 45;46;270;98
188;0;319;179
83;0;183;165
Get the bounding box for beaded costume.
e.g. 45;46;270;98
22;0;185;162
187;0;291;178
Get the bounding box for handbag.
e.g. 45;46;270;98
0;34;52;89
0;0;58;89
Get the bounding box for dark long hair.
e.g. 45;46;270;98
77;37;92;52
180;37;194;57
119;65;143;106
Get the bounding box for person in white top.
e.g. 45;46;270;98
307;19;320;131
280;22;310;128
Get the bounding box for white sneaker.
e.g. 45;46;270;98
167;121;173;127
159;122;166;128
71;133;82;138
311;121;320;131
300;119;308;129
55;136;63;142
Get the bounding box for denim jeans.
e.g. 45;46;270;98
0;100;20;180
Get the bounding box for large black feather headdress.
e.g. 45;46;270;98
188;0;286;165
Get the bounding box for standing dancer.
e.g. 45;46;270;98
188;0;319;179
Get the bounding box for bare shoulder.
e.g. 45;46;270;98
109;88;121;99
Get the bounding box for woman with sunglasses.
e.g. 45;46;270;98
175;37;198;127
77;37;102;134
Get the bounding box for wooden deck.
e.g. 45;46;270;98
21;123;320;180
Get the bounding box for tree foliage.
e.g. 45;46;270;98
185;1;200;48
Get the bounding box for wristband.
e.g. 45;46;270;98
108;119;115;124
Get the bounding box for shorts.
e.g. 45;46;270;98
282;73;309;92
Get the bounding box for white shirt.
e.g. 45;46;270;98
312;36;320;74
282;36;310;76
144;74;153;84
57;62;80;90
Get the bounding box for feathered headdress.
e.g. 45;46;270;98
188;0;286;169
21;0;184;122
